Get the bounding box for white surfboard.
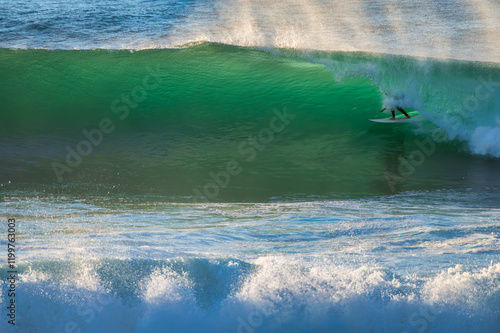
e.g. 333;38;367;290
369;116;422;123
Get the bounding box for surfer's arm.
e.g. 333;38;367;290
377;108;386;113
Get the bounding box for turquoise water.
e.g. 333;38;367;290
0;0;500;332
1;45;500;200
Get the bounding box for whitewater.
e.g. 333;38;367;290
0;0;499;332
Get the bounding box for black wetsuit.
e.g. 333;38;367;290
391;107;410;118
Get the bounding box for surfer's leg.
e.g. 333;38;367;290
389;110;396;120
397;107;411;118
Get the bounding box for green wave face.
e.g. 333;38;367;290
1;43;500;201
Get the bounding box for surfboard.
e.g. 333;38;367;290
369;116;422;123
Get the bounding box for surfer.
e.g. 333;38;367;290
377;106;411;120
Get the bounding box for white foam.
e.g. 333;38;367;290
470;125;500;156
2;258;499;333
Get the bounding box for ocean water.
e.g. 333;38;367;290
0;0;500;332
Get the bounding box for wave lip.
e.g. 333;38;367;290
2;0;500;63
